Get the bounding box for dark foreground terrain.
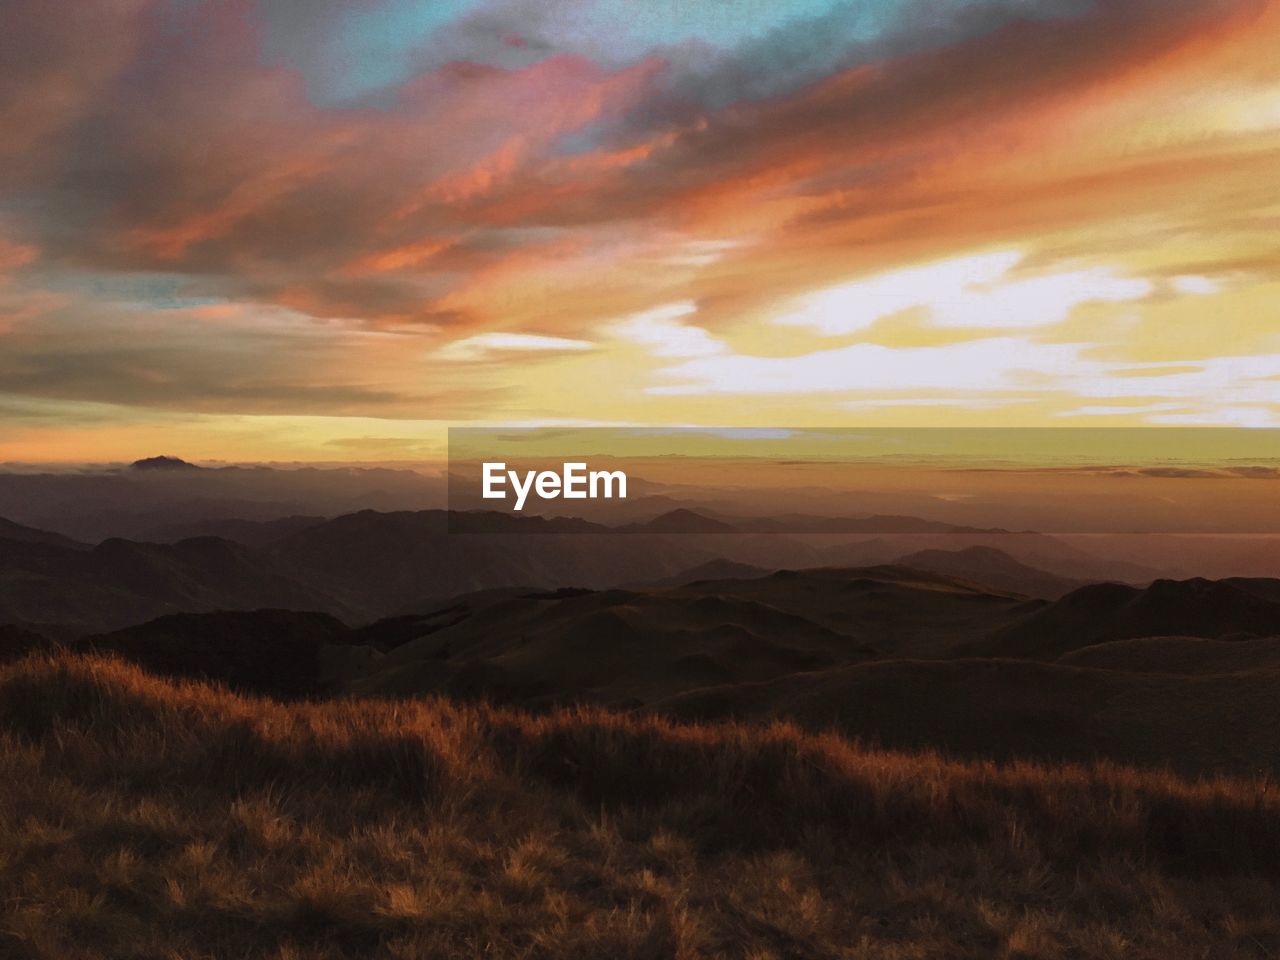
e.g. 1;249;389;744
5;652;1280;960
6;501;1280;958
25;562;1278;779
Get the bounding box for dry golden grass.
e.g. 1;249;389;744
4;651;1280;959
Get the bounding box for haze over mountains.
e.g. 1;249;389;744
0;459;447;543
5;459;1280;779
5;459;1279;574
0;502;1168;637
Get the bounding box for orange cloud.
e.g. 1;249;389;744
2;0;1279;459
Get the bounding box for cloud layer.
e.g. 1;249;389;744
1;0;1278;458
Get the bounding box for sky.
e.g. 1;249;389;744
1;0;1278;462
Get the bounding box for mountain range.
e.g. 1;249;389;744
0;507;1168;637
6;493;1280;778
4;546;1272;776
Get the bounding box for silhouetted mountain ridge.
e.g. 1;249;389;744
893;545;1085;599
0;517;86;549
9;552;1280;779
131;455;200;471
967;576;1280;659
79;609;353;697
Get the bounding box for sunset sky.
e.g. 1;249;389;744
2;0;1279;462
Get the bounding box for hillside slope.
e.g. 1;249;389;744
892;545;1084;598
0;535;351;634
965;576;1280;660
78;609;356;698
349;584;873;706
656;656;1280;776
1058;634;1280;674
272;510;713;614
346;566;1031;706
0;517;86;549
4;652;1280;959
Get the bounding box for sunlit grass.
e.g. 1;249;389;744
3;652;1280;958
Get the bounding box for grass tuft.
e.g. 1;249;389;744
4;651;1280;958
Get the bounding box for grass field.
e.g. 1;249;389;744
4;651;1280;959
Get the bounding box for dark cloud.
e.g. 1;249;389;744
4;0;1246;322
483;0;1254;227
1;0;671;325
0;290;498;416
0;342;400;414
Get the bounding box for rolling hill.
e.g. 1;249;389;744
344;566;1035;708
965;576;1280;660
659;565;1036;657
1058;634;1280;675
347;582;875;706
655;655;1280;776
4;651;1280;959
0;517;87;549
270;510;712;615
0;533;351;634
8;503;1280;787
636;557;771;587
141;514;326;547
892;545;1084;598
0;511;716;634
78;609;357;698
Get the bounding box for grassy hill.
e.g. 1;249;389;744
349;582;874;706
0;511;717;635
656;656;1280;777
344;566;1034;708
1059;635;1280;674
892;545;1085;599
270;510;710;616
4;652;1280;959
0;517;86;549
0;533;354;635
78;610;356;699
963;577;1280;660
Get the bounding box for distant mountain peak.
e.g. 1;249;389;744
621;508;738;534
130;455;200;471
